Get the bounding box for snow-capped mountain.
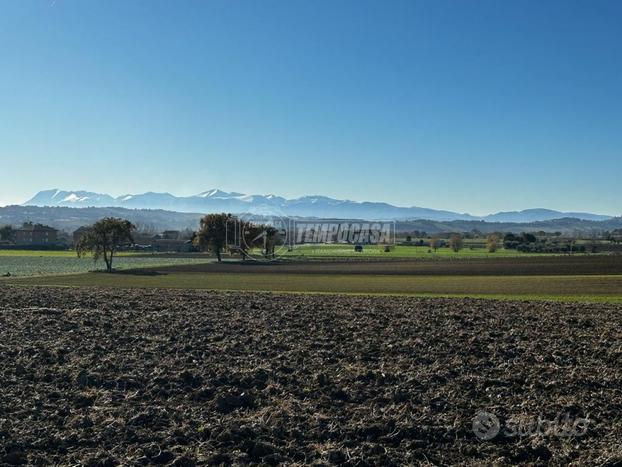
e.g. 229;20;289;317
26;189;117;207
22;189;614;222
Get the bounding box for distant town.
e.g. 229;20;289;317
0;222;196;252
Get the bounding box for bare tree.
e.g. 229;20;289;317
486;234;499;253
449;233;463;253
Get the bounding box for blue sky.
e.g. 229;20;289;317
1;0;621;215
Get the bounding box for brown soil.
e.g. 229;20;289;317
149;255;622;276
0;287;620;465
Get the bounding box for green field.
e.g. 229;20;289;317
0;253;214;277
0;249;154;258
0;245;564;277
3;248;620;303
262;244;565;259
0;249;83;257
7;271;622;303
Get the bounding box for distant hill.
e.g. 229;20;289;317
393;217;622;235
2;205;621;235
23;189;614;223
0;205;202;233
482;208;611;223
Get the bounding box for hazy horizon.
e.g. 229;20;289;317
2;1;621;214
6;187;617;218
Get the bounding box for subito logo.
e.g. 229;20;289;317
472;411;500;440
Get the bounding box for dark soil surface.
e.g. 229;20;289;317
151;255;622;276
0;287;620;466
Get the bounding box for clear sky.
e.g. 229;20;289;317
1;0;621;215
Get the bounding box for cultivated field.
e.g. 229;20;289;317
7;256;622;303
257;244;550;259
0;287;620;465
0;251;214;277
158;255;622;276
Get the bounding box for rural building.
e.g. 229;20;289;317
15;223;58;246
152;238;196;252
133;232;158;246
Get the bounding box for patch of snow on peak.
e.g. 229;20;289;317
62;193;88;203
198;189;229;198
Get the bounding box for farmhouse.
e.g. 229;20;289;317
152;238;196;252
162;230;181;240
15;222;58;246
148;230;195;252
132;232;158;246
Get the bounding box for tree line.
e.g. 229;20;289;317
76;213;279;272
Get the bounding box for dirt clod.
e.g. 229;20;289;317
0;286;620;465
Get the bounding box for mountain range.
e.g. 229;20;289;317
23;189;614;223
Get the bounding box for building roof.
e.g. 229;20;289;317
17;223;57;232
